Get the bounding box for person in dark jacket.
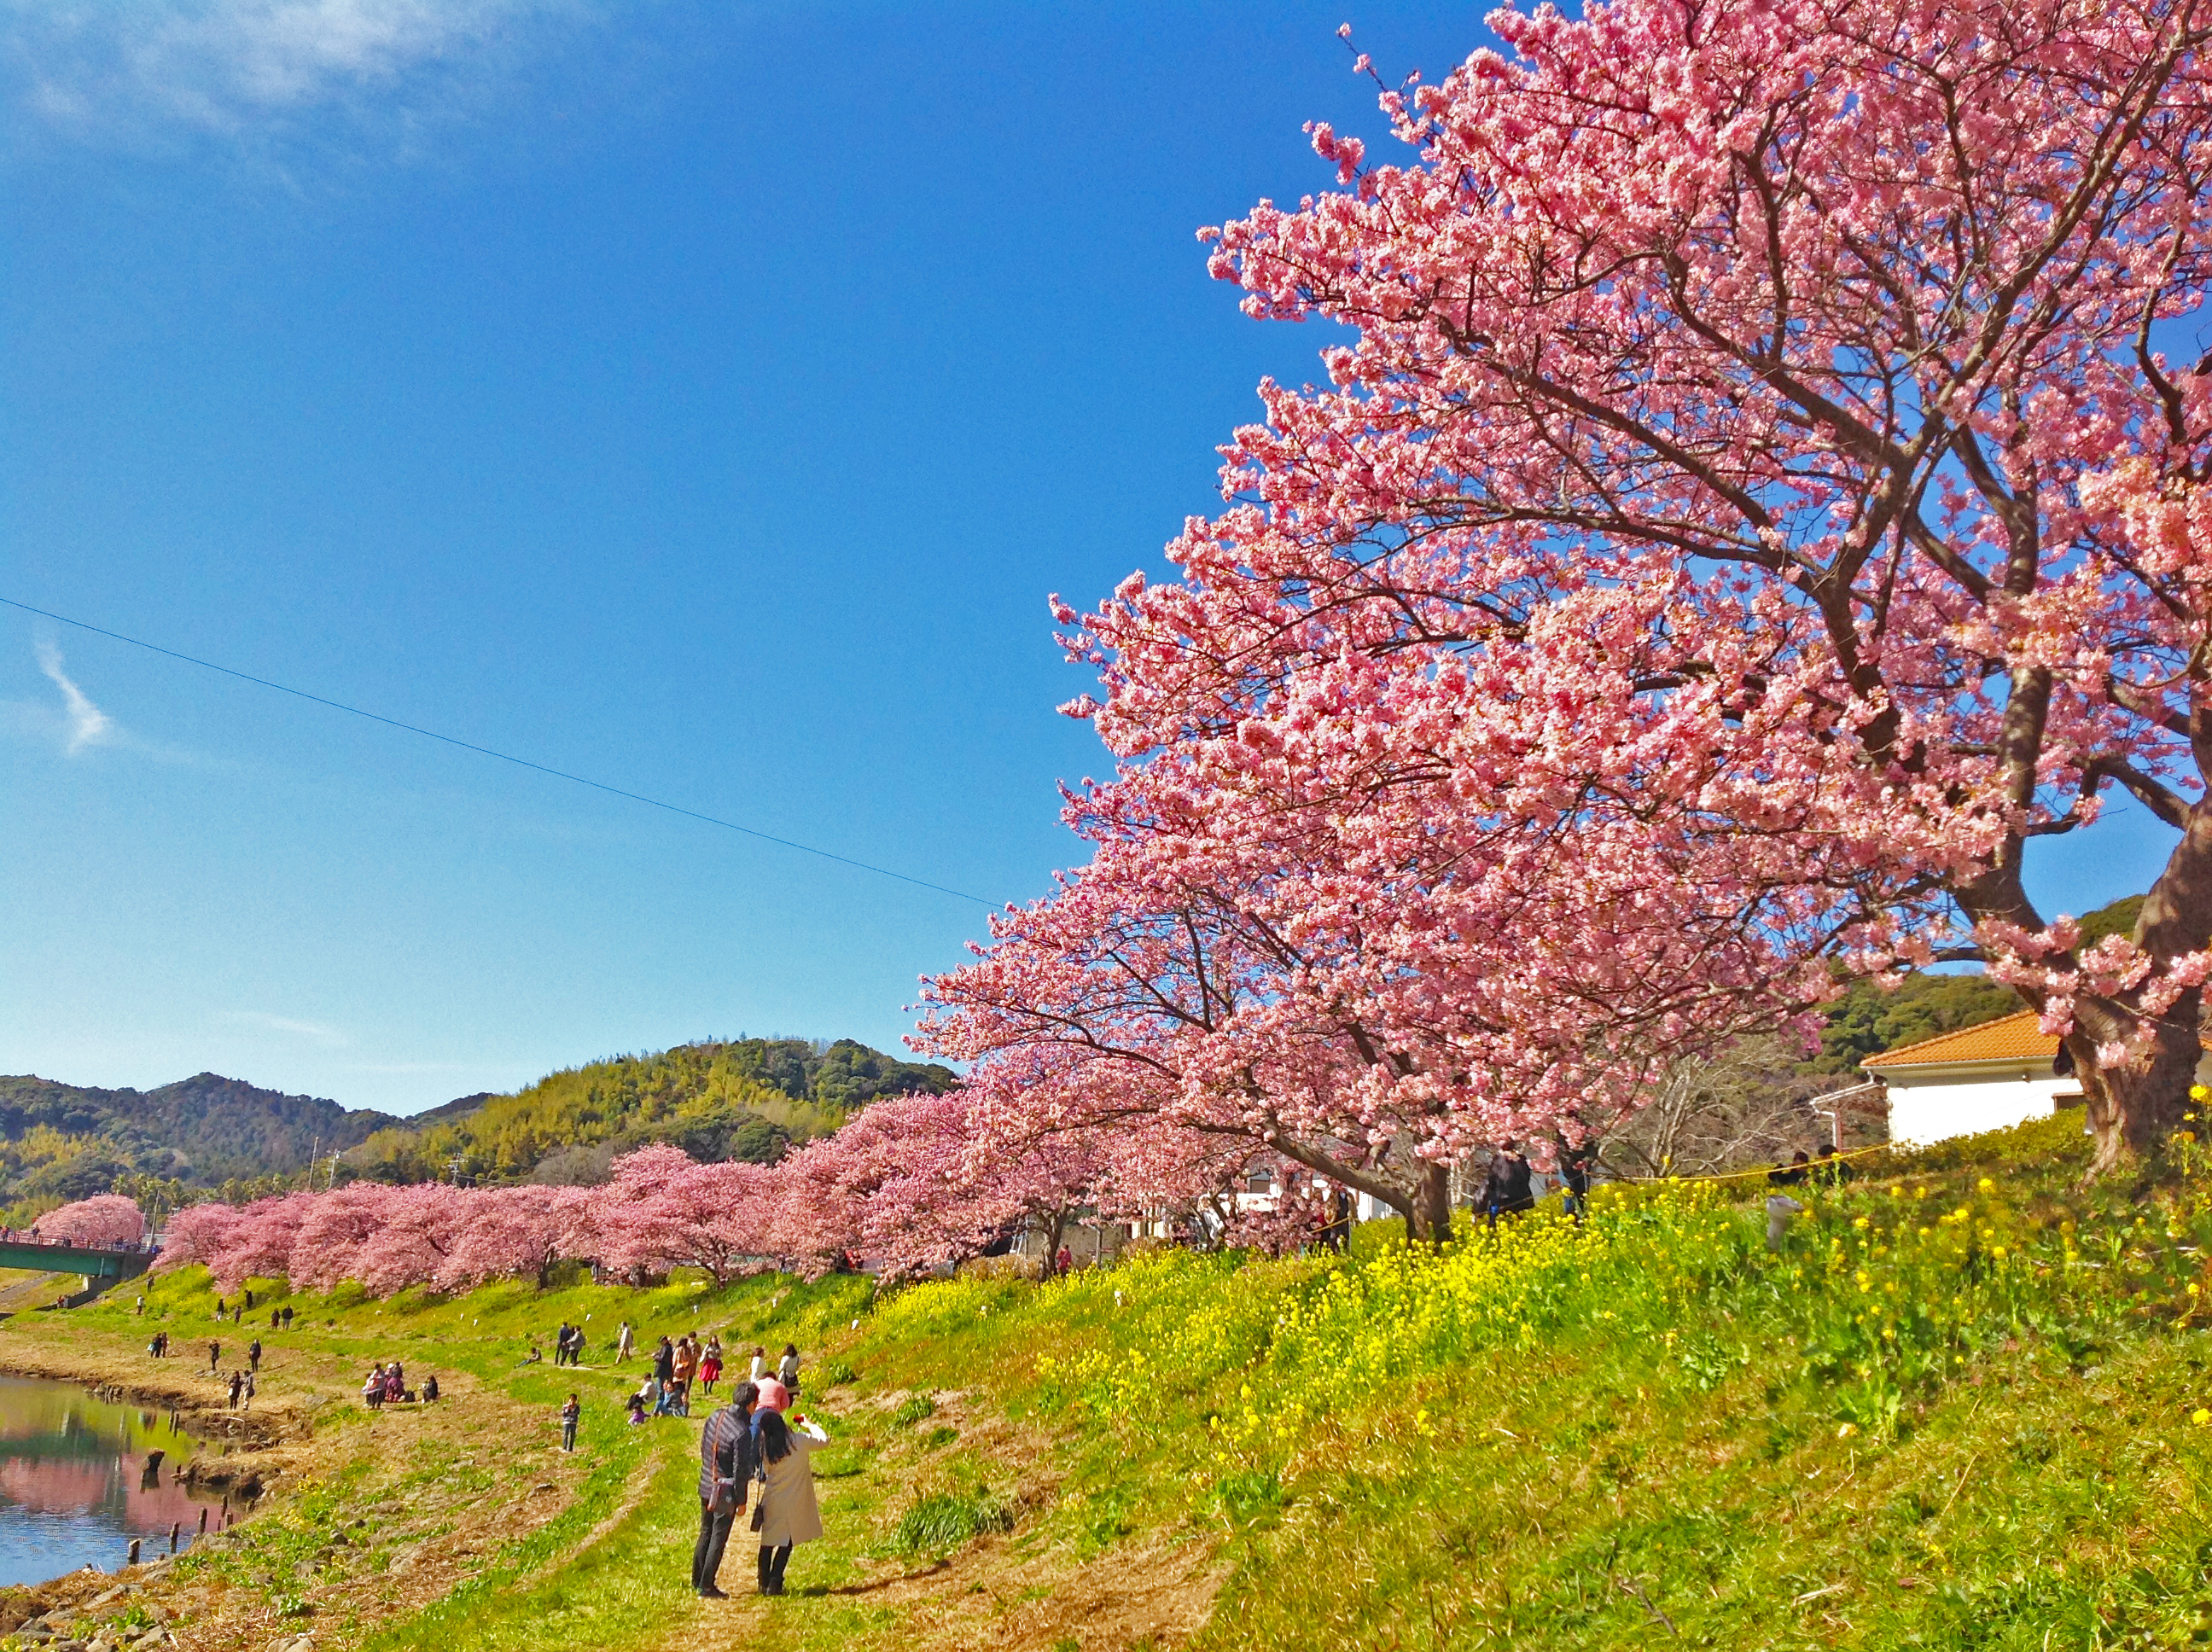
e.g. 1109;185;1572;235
1768;1149;1812;1186
1481;1142;1535;1229
692;1381;761;1597
654;1336;676;1387
1559;1146;1594;1226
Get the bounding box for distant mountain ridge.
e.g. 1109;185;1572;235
0;1072;402;1208
341;1037;957;1185
0;1036;955;1213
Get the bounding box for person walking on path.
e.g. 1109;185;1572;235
748;1347;768;1384
754;1409;828;1597
777;1343;800;1397
247;1339;262;1371
698;1337;723;1396
1481;1142;1535;1230
616;1322;635;1363
692;1380;760;1597
560;1393;580;1452
207;1340;221;1374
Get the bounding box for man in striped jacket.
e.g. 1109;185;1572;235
693;1380;761;1597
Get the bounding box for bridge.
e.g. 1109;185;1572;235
0;1240;154;1294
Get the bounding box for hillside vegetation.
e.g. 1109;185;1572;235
0;1073;399;1218
342;1038;956;1184
15;1109;2209;1650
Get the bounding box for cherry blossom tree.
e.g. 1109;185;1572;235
592;1146;778;1287
153;1201;243;1274
933;0;2212;1181
438;1185;593;1291
33;1195;146;1250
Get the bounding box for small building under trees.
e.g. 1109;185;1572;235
1865;1013;2088;1147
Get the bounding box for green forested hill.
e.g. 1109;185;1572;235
0;1072;399;1212
344;1037;956;1184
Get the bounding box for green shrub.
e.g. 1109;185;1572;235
889;1486;1015;1554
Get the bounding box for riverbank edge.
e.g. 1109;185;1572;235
0;1338;325;1646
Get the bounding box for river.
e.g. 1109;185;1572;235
0;1376;230;1585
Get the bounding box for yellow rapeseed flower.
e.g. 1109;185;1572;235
2194;1409;2211;1426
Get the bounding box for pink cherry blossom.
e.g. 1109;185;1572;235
33;1195;145;1250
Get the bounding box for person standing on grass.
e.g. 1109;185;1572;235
247;1339;261;1371
560;1393;580;1452
226;1370;242;1409
616;1321;634;1363
1481;1142;1535;1230
1560;1146;1594;1227
777;1343;800;1398
207;1340;221;1374
754;1409;828;1597
692;1380;760;1598
699;1337;723;1397
654;1335;676;1390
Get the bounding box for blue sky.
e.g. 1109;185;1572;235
0;1;2181;1115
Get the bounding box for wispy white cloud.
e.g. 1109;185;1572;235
32;637;115;753
219;1009;347;1044
0;0;591;152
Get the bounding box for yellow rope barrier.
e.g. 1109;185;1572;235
1605;1139;1895;1190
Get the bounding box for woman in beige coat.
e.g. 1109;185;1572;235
754;1409;827;1595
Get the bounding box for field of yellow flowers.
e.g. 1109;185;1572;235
859;1109;2212;1648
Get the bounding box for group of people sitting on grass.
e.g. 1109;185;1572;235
690;1360;827;1599
360;1359;439;1408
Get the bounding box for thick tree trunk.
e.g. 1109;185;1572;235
1405;1161;1453;1245
2072;996;2202;1179
2069;798;2212;1177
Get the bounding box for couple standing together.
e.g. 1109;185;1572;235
692;1376;829;1598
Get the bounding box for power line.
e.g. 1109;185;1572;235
1;594;996;907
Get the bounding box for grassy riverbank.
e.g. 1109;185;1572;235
0;1112;2207;1650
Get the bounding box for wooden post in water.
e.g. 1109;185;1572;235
197;1508;207;1535
126;1539;139;1567
168;1522;178;1554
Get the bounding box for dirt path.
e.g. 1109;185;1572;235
0;1312;1224;1652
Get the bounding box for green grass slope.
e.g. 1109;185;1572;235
20;1109;2212;1650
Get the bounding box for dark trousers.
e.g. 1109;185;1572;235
758;1540;792;1593
692;1499;736;1591
561;1417;578;1451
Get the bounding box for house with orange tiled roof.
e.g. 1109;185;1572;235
1863;1010;2084;1146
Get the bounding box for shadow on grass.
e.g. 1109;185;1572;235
794;1558;952;1597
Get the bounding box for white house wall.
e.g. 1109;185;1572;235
1884;1074;2071;1148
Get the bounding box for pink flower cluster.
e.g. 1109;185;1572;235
33;1195;147;1251
925;0;2212;1190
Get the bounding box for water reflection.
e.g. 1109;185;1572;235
0;1377;225;1585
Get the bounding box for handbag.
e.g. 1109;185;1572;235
712;1477;740;1515
748;1499;765;1533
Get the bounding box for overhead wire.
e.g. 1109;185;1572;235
0;595;997;907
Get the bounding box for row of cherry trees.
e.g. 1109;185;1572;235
146;1090;1266;1296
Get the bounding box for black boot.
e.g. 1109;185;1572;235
757;1545;773;1594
